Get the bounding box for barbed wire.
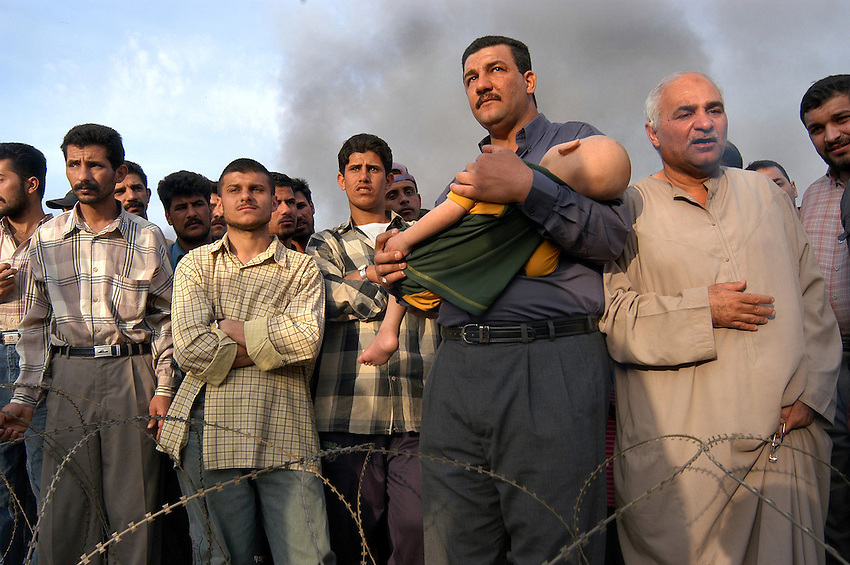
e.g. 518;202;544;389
0;383;847;565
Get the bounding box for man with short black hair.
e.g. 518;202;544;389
0;142;51;564
376;36;630;564
160;158;333;564
209;186;227;240
157;170;214;269
799;73;850;564
746;159;798;204
269;172;298;248
115;160;152;219
0;123;175;564
307;133;438;565
291;177;315;252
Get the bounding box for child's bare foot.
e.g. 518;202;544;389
358;332;399;366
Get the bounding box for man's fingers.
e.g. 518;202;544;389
375;229;399;251
454;171;475;186
712;280;747;292
378;270;406;285
738;293;775;305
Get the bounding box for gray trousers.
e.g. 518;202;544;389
420;331;611;565
826;352;850;564
39;354;160;565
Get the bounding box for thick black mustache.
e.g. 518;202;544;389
476;93;500;109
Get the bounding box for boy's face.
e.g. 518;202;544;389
337;151;392;216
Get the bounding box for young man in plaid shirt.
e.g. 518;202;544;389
307;133;439;565
160;158;333;564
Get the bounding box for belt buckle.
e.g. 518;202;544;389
460;324;488;344
93;345;115;358
2;332;19;345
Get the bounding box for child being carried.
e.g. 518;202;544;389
359;135;631;366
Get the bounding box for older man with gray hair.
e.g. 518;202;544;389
600;72;840;564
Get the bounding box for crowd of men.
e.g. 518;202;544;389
0;34;846;565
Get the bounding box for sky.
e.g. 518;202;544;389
1;0;847;239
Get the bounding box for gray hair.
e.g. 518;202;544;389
645;71;723;129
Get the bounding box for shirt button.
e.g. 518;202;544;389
93;267;98;272
93;297;99;302
391;376;397;382
836;267;841;271
834;295;839;300
725;258;730;262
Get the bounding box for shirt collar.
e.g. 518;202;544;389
208;233;287;267
62;201;130;239
0;213;53;240
826;166;847;189
655;168;725;204
477;113;549;156
0;217;12;238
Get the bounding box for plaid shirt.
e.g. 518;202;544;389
159;236;324;471
801;169;850;335
306;214;439;435
0;214;52;331
13;205;174;406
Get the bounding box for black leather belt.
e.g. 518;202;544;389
441;316;599;344
52;343;152;358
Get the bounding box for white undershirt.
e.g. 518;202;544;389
357;222;391;245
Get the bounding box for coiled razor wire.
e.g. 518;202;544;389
0;383;847;565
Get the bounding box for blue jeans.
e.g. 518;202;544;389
177;407;335;565
0;341;37;564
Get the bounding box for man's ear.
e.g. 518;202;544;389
337;172;346;191
114;163;128;185
524;70;537;96
645;122;661;150
165;210;174;226
24;176;40;197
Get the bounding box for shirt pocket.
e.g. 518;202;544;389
110;276;151;324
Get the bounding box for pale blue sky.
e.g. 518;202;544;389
2;1;846;236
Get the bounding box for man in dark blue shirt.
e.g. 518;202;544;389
376;35;630;564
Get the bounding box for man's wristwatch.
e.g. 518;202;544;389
358;264;369;282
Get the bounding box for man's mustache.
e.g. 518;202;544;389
476;93;500;109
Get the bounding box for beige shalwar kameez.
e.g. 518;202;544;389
600;168;841;565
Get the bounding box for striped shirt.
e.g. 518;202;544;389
0;214;51;331
159;236;325;471
13;205;174;405
800;169;850;334
306;214;439;435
